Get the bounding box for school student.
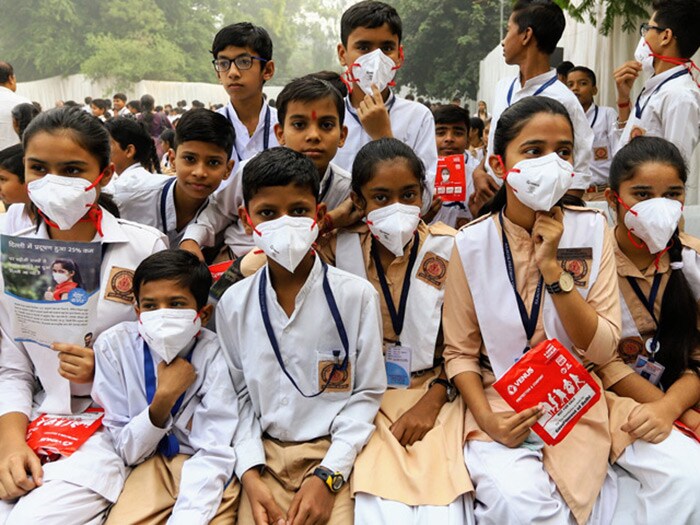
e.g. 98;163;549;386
112;93;130;118
430;105;478;228
472;0;594;205
0;144;33;234
109;109;234;249
606;137;700;439
334;1;438;210
0;107;167;523
103;117;160;194
443;96;700;525
92;250;240;524
211;22;279;165
181;75;354;261
216;147;386;525
317;138;473;524
160;128;176;174
566;66;618;201
613;0;700;164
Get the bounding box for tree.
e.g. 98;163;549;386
556;0;652;35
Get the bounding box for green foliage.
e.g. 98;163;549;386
556;0;652;35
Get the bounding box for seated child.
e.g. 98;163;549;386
92;249;239;524
216;147;386;525
109;109;234;249
0;144;33;234
180;75;355;261
318;138;473;524
103;117;161;193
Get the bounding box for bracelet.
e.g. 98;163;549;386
617;101;630;109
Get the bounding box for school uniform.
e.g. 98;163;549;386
216;256;386;524
0;86;30;150
109;172;210;247
181;160;352;257
0;210;167;524
332;93;438;211
319;222;474;524
216;100;278;166
431;154;477;229
617;65;700;164
92;322;239;525
585;104;618;194
0;203;33;235
102;162;153;195
485;71;595;190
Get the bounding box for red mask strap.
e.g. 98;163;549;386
244;211;261;236
613;191;636;215
78;206;104;237
626;229;646;249
37;209;60;229
391;46;404;71
84;171;106;192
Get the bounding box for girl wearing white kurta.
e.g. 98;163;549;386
443;96;699;525
319;138;473;525
0;107;167;524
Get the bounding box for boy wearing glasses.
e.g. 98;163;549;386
613;0;700;164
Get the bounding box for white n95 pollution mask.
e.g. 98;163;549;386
252;215;319;273
505;153;575;212
634;37;657;78
139;309;202;364
622;197;682;254
345;48;399;94
28;174;102;230
366;203;420;257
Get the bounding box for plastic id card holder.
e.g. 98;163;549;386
633;355;665;386
385;344;412;389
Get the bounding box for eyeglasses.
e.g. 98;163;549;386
639;23;666;37
212;54;268;72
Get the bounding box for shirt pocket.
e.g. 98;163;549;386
315;349;353;396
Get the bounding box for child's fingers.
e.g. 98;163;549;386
371;84;383;105
51;343;89;357
9;459;34;493
286;490;302;525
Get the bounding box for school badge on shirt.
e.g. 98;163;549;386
594;147;609;161
416;251;449;290
317;356;352;392
104;267;135;304
557;247;592;287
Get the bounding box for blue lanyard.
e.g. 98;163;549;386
345;95;397;126
507;74;558;106
159;177;177;234
258;261;349;398
590;105;599;128
370;231;419;341
226;105;271;161
143;341;193;458
499;210;544;352
635;69;688;119
319;169;334;203
626;273;663;356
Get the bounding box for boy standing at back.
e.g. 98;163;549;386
566;66;617;200
217;147;386;525
471;0;594;204
334;1;438;210
212;22;279;165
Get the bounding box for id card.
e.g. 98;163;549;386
26;408;104;461
493;339;600;446
633;355;665;386
385;345;412;389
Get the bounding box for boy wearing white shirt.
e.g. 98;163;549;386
93;250;239;524
613;0;700;164
211;22;279;165
566;66;618;200
334;1;438;211
0;144;34;234
180;76;355;261
110;109;234;249
217;148;386;525
472;0;594;204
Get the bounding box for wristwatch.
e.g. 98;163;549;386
429;378;458;402
313;466;345;493
545;271;574;295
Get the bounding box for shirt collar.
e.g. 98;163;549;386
643;64;688;92
22;207;128;243
264;254;324;321
613;230;670;278
517;69;556;92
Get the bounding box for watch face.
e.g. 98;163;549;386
560;271;575;292
331;475;344;491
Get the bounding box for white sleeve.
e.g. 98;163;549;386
169;352;237;525
321;286;386;479
659;91;700;164
566;99;594;190
0;325;35;418
92;332;168;466
216;300;266;479
414;110;438;214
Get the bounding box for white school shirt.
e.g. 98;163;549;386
92;323;238;525
182;161;352;256
333;93;438;207
217;256;386;480
1;203;33;235
586;104;618;186
217;101;279;163
103;162;153;195
617;65;700;164
110;173;208;247
0;86;30;150
431;153;477;228
486;70;594;189
0;210;167;502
